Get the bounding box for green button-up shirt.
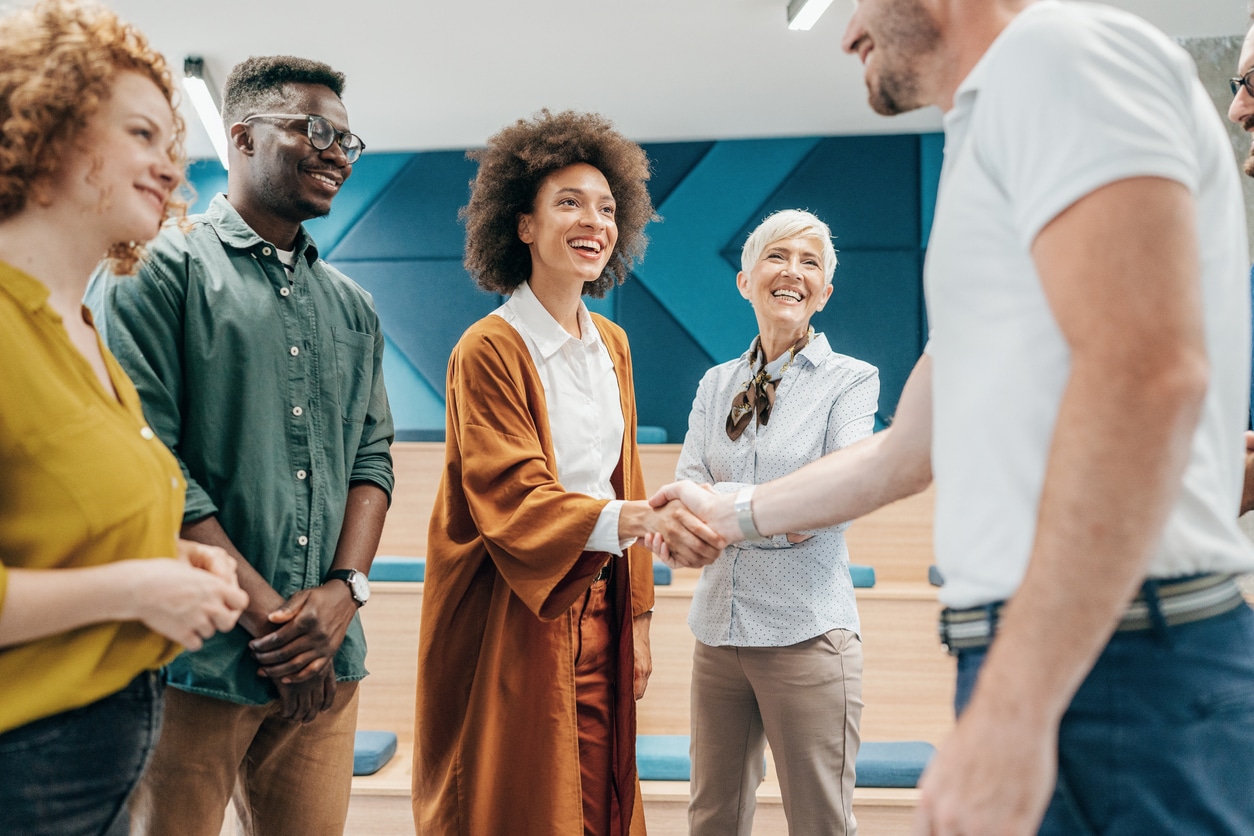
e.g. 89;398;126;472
85;195;394;705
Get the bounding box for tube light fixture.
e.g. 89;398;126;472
787;0;837;30
183;56;229;170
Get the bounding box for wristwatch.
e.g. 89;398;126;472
325;569;371;606
734;486;767;543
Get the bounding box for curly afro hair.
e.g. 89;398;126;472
461;109;655;298
0;0;187;274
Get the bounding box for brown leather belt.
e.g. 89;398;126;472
592;561;612;582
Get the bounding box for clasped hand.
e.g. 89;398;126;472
248;583;357;721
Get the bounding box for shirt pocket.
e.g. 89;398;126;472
332;327;374;424
25;406;161;546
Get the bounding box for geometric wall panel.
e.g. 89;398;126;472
330;150;479;260
636;136;821;363
330;258;499;398
812;249;925;424
641;141;716;208
617;279;717;444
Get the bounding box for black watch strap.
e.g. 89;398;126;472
325;569;353;584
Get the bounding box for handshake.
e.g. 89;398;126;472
642;481;745;569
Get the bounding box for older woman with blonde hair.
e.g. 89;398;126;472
673;209;879;835
0;2;246;832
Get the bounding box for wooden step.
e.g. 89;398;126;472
340;743;920;836
376;442;939;584
357;580;956;748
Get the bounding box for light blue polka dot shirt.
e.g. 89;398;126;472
678;332;879;647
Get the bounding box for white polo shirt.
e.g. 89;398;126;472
925;0;1254;608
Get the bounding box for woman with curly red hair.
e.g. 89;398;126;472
0;2;246;831
414;110;723;835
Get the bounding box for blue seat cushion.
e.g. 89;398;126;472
353;730;397;776
653;559;673;586
636;735;934;787
849;564;876;588
855;740;936;787
369;555;426;582
636;734;691;780
637;425;668;444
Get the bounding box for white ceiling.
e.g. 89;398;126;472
103;0;1252;160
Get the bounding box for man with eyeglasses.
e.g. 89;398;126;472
86;55;393;836
1228;30;1254;519
652;1;1254;834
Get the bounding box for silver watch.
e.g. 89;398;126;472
326;569;370;606
734;486;767;543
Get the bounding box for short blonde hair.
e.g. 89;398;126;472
0;0;186;273
740;209;838;285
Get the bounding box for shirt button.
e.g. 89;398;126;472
170;477;179;489
297;535;309;546
292;406;303;417
296;469;307;480
289;346;300;356
279;287;291;297
140;427;154;440
262;246;272;256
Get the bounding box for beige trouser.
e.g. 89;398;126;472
688;629;863;836
130;682;359;836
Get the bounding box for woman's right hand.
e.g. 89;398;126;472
127;545;249;650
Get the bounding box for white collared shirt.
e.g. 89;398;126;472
494;281;630;554
926;0;1254;608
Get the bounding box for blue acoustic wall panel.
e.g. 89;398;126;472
617;279;716;444
635;137;820;364
186;160;228;214
381;333;446;430
642;141;716;208
811;249;925;424
919;132;944;248
330;151;477;260
331;258;500;398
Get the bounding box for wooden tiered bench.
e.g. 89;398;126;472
337;443;951;835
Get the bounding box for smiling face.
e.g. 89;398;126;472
517;162;618;292
1229;29;1254;177
47;70;180;247
841;0;944;115
738;235;834;339
239;82;352;225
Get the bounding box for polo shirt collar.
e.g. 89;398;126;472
205;193;321;264
508;280;601;360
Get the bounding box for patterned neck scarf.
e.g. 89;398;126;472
725;329;812;440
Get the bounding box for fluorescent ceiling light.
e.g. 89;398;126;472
787;0;837;30
183;57;228;170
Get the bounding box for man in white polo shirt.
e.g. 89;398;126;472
650;1;1254;833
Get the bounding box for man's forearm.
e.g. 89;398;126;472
181;515;283;636
328;482;389;575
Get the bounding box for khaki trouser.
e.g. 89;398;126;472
130;682;359;836
688;630;864;836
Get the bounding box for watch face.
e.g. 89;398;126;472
349;571;371;603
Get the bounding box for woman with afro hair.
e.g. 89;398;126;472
414;110;724;835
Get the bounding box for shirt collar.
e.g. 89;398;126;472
739;330;832;370
0;260;51;314
949;0;1046;116
205;193;321;264
508;280;601;360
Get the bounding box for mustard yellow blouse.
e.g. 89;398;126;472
0;261;184;734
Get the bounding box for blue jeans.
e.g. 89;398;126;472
0;671;165;836
956;604;1254;835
